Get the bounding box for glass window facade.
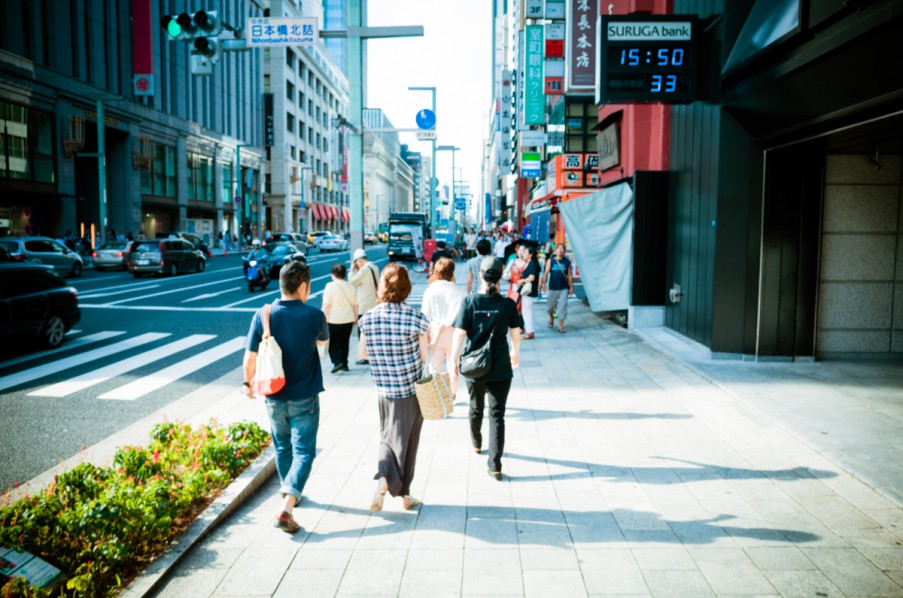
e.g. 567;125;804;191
187;151;214;201
0;100;54;183
140;142;176;197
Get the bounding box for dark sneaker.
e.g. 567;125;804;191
330;364;342;374
273;511;301;534
355;359;369;365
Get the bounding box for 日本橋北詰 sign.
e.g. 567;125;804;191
524;25;545;125
247;17;317;47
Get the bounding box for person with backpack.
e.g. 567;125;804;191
450;257;523;480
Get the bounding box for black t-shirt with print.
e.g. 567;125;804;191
454;294;524;382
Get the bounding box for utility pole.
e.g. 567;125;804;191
408;86;437;228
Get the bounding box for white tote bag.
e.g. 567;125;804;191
252;303;286;396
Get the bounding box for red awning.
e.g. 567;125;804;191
314;204;323;221
331;206;338;220
343;209;349;223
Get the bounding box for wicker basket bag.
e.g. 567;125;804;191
414;371;454;420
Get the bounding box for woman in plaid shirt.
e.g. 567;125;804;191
358;263;430;512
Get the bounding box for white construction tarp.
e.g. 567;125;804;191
557;182;634;312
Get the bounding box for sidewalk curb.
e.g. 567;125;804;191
121;446;276;598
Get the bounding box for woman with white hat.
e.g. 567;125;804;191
349;248;379;365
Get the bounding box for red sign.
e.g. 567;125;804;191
567;0;598;92
544;77;564;94
545;39;564;58
132;0;153;93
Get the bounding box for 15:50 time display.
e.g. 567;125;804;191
610;47;686;67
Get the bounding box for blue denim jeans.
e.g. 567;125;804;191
265;396;319;502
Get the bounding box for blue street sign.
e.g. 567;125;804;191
455;197;466;211
233;195;242;204
415;109;436;130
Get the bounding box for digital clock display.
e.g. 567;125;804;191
596;16;698;104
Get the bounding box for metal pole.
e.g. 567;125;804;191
96;100;107;243
430;91;436;233
348;0;365;257
235;145;242;244
450;147;456;231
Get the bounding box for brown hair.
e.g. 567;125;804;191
432;257;455;282
331;262;347;279
377;263;411;303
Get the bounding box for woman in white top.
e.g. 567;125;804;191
322;262;359;373
420;257;466;386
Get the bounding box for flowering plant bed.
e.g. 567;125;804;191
0;420;270;597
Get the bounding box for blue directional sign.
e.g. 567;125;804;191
415;109;436;130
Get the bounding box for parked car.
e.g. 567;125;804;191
128;239;206;277
0;236;84;277
270;232;310;255
0;263;80;348
307;230;329;245
364;231;378;245
241;242;306;278
0;247;14;262
156;232;211;259
318;234;348;252
92;242;130;271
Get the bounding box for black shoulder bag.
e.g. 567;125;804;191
459;302;506;378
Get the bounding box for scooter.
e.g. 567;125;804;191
246;260;269;292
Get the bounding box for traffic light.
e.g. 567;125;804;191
161;10;221;41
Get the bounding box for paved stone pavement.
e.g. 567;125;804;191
152;272;903;597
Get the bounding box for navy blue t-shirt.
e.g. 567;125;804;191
245;299;329;400
547;257;571;290
521;260;541;297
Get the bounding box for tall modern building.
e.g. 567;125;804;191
267;0;350;235
0;0;267;243
322;0;348;77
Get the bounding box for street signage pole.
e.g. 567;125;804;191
410;87;438;230
344;3;424;258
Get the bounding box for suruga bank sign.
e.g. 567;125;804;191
606;22;693;41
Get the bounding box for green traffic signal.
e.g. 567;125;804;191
166;18;182;38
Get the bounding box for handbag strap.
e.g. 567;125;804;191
367;262;378;289
262;303;273;339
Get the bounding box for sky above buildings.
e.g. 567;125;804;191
365;0;492;217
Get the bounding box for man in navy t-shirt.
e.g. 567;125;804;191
243;260;328;533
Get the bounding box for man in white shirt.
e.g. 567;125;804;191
464;229;477;259
349;248;379;365
494;233;508;259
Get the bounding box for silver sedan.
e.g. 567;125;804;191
92;242;130;270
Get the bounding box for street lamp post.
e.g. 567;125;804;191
408;86;436;227
437;145;459;230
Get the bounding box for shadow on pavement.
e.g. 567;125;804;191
505;407;694;421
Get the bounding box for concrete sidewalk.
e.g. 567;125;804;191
152;273;903;597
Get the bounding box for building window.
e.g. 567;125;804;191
565;100;599;154
298;62;304;78
286;49;294;68
0;101;54;183
141;143;176;197
287;112;294;134
287;81;294;102
299;91;304;108
308;128;314;144
316;106;321;123
308;99;314;116
187;152;214;201
222;163;233;202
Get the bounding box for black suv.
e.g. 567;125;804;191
0;263;80;348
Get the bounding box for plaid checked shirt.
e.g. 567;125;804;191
358;302;429;399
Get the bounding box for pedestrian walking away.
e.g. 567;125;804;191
242;260;329;534
358;263;430;512
518;245;541;339
540;243;573;333
451;257;522;480
349;247;379;365
322;262;358;373
503;245;527;315
421;257;466;388
466;238;492;295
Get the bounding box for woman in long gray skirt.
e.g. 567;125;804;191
357;263;430;511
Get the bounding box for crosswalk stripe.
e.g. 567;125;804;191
80;284;161;300
0;333;170;394
28;334;216;398
0;331;126;370
104;277;243;305
99;336;245;401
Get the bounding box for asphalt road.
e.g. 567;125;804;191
0;244;391;491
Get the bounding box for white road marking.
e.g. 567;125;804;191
181;287;241;303
220;288;280;308
103;277;244;305
99;337;245;400
0;333;170;394
80;285;161;299
73;279;163;295
79;305;258;313
28;334;216;397
72;267;235;293
0;331;126;370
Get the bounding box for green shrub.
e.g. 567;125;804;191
0;420;270;597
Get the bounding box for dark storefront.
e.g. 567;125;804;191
666;0;903;359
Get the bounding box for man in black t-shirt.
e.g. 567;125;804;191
450;257;523;480
430;240;454;273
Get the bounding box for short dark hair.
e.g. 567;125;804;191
436;240;446;249
476;238;491;256
331;262;347;279
280;260;310;295
377;263;411;303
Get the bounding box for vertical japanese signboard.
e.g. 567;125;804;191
525;25;545;125
566;0;598;93
498;70;514;172
264;93;274;147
